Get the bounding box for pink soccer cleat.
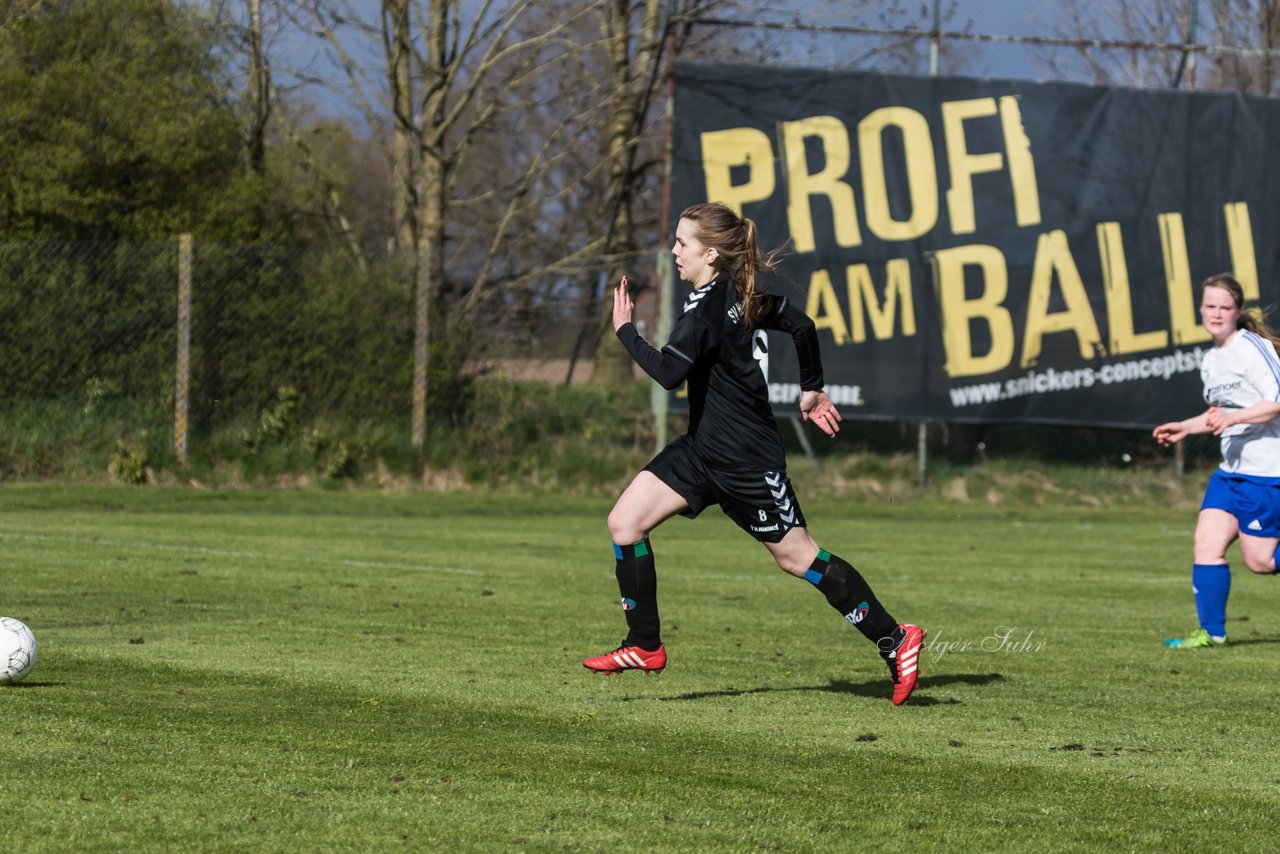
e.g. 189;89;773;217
583;642;667;675
882;624;925;705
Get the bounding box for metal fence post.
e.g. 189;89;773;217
928;0;941;76
917;421;928;487
652;249;672;452
175;233;192;467
412;247;429;453
654;29;677;455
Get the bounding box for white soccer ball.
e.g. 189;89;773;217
0;617;37;684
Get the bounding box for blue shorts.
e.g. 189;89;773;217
1201;470;1280;538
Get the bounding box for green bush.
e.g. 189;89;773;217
240;385;303;454
0;396;171;480
110;437;149;484
444;379;651;488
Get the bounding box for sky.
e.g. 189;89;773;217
687;0;1093;82
236;0;1109;126
230;0;1242;131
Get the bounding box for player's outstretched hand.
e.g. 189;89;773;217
800;390;841;438
613;275;633;331
1152;420;1186;447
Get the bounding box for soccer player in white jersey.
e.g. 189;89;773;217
582;202;925;704
1153;273;1280;648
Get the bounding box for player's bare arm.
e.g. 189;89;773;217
1153;411;1214;446
1207;400;1280;434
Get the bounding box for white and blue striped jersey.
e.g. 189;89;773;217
1202;329;1280;478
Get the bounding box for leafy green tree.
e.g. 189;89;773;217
0;0;263;240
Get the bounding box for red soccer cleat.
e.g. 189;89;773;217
583;642;667;675
882;624;925;705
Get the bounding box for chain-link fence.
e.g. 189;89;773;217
0;236;656;482
0;240;421;421
0;233;1224;485
4;2;1267;485
0;240;418;479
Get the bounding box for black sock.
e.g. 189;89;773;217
615;538;660;650
803;549;898;645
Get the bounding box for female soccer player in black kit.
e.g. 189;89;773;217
582;202;925;705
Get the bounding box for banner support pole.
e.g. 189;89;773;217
921;8;939;487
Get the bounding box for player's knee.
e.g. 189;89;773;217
769;550;809;577
606;509;640;545
1243;554;1276;574
1193;543;1229;564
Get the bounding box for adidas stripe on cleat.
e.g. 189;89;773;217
882;624;925;705
583;642;667;675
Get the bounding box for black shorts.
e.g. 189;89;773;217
644;435;806;543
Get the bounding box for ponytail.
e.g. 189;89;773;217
1241;308;1280;359
738;217;766;327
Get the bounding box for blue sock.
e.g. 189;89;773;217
1192;563;1231;638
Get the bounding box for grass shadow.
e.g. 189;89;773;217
1215;635;1280;647
634;672;1007;706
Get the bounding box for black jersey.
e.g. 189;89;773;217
616;272;825;470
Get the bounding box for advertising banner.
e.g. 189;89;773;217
670;62;1280;427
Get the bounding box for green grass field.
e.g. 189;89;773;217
2;482;1278;851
